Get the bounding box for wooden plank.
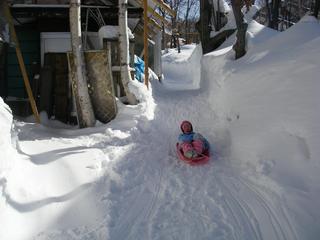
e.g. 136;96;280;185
143;0;149;89
136;0;170;26
147;6;171;26
148;18;162;31
151;0;176;17
148;25;157;37
147;6;170;26
52;53;69;123
39;66;54;117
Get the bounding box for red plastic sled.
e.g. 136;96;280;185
176;143;210;166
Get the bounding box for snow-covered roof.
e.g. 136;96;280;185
98;25;134;40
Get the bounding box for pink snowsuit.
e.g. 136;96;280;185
178;132;208;157
180;139;204;155
178;121;210;158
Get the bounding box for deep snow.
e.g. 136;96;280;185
1;15;320;240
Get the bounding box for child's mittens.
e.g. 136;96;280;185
184;150;198;159
192;139;204;154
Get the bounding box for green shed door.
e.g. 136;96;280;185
6;27;40;98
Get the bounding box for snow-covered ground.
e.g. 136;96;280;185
162;44;202;90
1;15;320;240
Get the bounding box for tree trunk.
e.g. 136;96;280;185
217;0;221;31
119;0;137;104
171;18;177;48
271;0;280;30
197;0;212;54
298;0;303;18
231;0;248;59
314;0;320;18
266;0;272;27
69;0;96;128
185;0;190;43
209;29;236;51
169;1;178;48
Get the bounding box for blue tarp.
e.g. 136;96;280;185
134;55;144;82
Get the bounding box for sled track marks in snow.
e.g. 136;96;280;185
212;173;263;240
144;158;166;221
148;156;219;240
110;145;167;240
238;178;299;240
213;169;298;240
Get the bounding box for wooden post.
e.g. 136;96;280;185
3;2;40;123
143;0;149;89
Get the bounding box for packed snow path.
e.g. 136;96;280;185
11;81;298;240
3;16;320;240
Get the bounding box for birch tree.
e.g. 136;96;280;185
119;0;137;105
69;0;96;127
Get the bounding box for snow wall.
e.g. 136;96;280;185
162;44;202;90
0;97;17;178
202;17;320;235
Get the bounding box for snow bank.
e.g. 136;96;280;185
0;97;17;178
203;17;320;238
162;44;202;90
207;16;320;173
226;16;320;175
128;75;156;122
0;98;24;240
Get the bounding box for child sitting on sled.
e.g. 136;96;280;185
178;120;210;159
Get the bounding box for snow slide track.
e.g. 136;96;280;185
238;178;298;240
213;173;263;240
109;140;168;240
212;166;297;240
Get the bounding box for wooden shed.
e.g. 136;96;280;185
0;0;175;124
